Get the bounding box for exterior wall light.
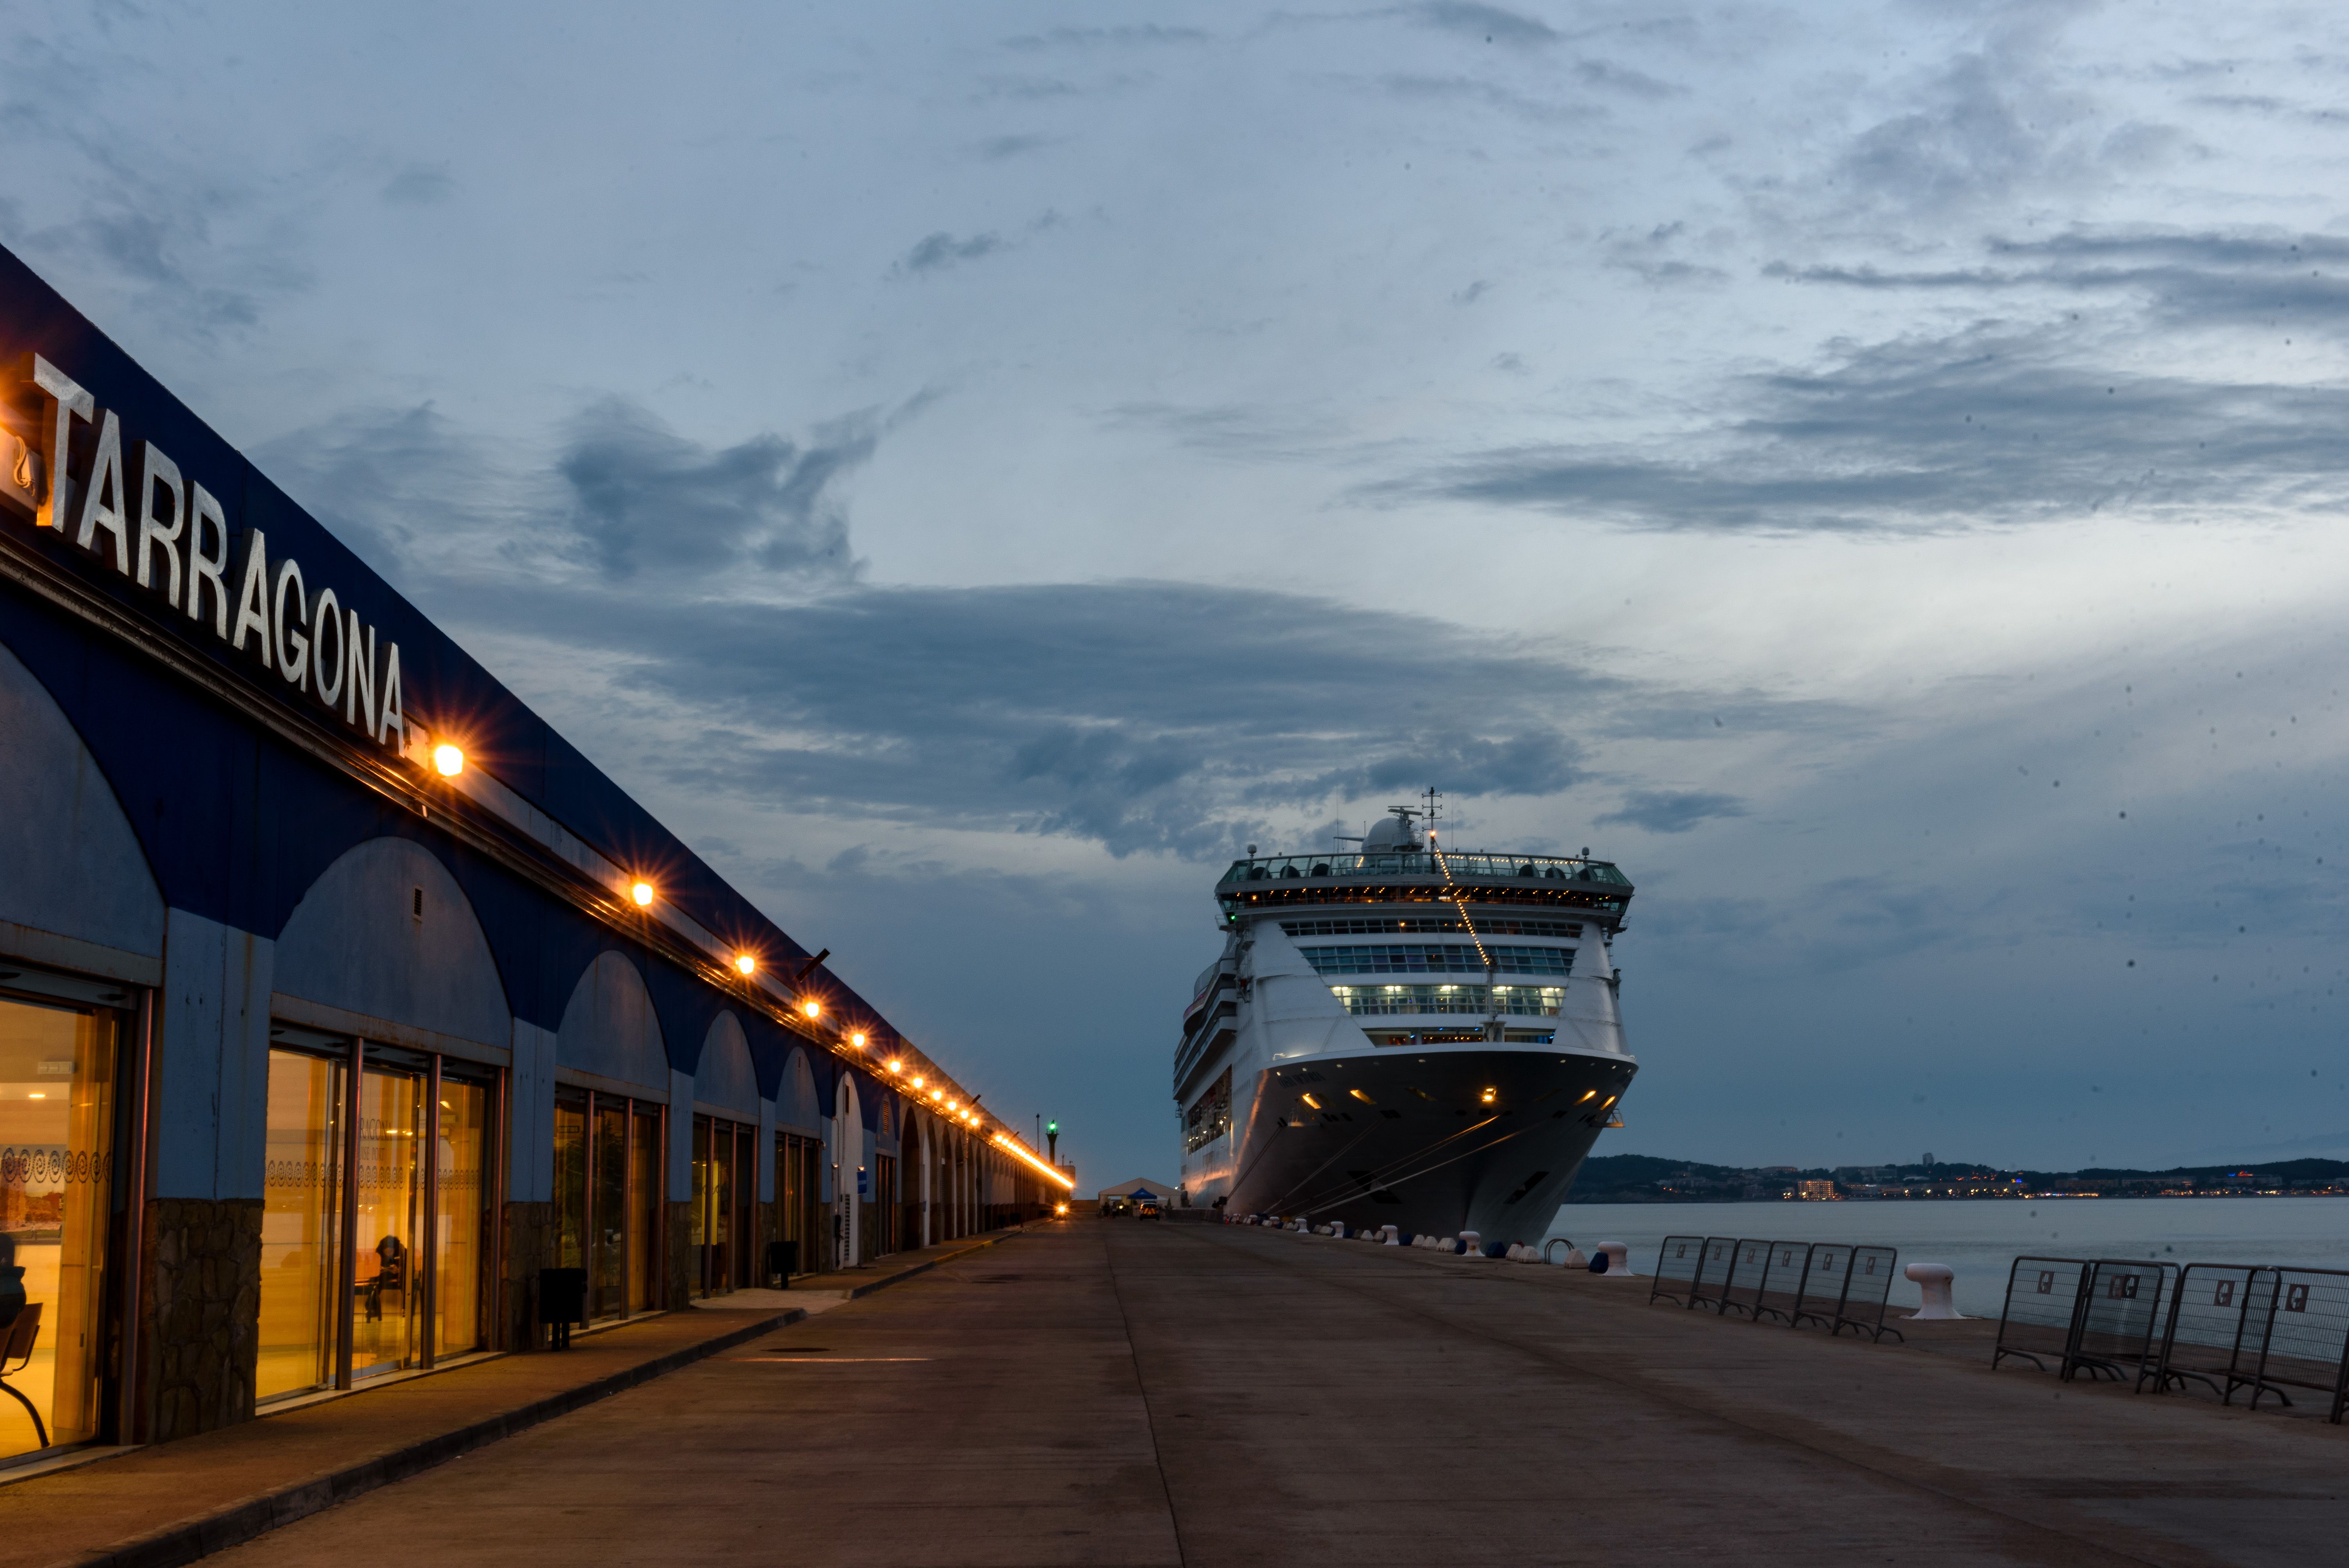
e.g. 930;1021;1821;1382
910;1074;924;1089
631;881;654;907
886;1059;902;1074
433;743;465;777
850;1031;867;1049
802;1000;821;1019
734;953;757;976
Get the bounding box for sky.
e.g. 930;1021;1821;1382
9;0;2349;1180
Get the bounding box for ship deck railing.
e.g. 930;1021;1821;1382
1217;850;1631;889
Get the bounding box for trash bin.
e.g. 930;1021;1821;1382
766;1240;796;1288
538;1267;587;1349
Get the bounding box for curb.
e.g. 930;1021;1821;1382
841;1229;1021;1299
76;1306;806;1568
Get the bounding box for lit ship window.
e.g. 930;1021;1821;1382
1326;984;1565;1017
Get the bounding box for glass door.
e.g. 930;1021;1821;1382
627;1107;659;1312
592;1100;627;1317
258;1048;345;1402
349;1064;424;1380
0;991;119;1458
433;1076;489;1357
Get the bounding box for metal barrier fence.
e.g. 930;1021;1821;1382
1650;1236;1704;1307
1720;1238;1775;1319
2072;1260;2175;1383
1754;1240;1813;1326
1836;1246;1903;1343
2140;1263;2267;1402
1792;1244;1853;1332
1994;1256;2089;1375
1645;1239;1901;1342
2242;1267;2349;1422
1689;1237;1736;1313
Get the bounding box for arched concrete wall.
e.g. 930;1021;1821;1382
775;1047;821;1132
695;1011;759;1119
0;641;164;964
555;951;668;1094
273;837;508;1049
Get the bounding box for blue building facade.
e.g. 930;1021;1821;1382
0;244;1058;1462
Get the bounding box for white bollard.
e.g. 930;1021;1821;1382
1381;1224;1401;1245
1595;1241;1630;1276
1458;1230;1482;1258
1563;1247;1588;1269
1905;1262;1963;1319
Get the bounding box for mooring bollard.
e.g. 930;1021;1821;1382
1595;1241;1630;1276
1381;1224;1401;1245
1904;1262;1963;1319
1459;1230;1482;1256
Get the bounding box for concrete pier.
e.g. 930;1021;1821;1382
23;1217;2347;1567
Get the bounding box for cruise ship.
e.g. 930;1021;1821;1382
1174;802;1638;1242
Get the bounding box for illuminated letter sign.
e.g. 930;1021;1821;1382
2;355;410;752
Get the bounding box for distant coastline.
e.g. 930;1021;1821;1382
1563;1153;2349;1202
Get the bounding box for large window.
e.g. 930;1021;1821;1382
776;1133;822;1278
258;1033;497;1402
1185;1067;1232;1153
0;980;121;1460
1299;944;1573;977
690;1116;754;1296
553;1088;663;1323
1326;984;1565;1017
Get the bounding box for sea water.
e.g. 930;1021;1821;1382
1542;1197;2349;1318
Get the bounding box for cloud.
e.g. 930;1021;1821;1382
1772;228;2349;339
1596;789;1747;834
1384;323;2349;534
251;402;491;586
1414;3;1557;47
978;134;1060;161
1376;73;1596;125
381;164;454;204
1574;59;1680;99
553;398;873;582
897;230;1007;274
1002;24;1210;50
416;568;1730;858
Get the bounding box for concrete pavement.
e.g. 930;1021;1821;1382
77;1219;2349;1566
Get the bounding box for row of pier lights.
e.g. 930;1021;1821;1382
1232;1215;1970;1317
410;738;1060;1178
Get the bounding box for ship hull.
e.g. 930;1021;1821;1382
1220;1047;1636;1243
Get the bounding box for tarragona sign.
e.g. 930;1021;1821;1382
1;355;409;750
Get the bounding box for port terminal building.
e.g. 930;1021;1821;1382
0;243;1067;1465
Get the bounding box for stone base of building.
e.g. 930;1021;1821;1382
501;1200;555;1351
140;1197;263;1443
664;1201;693;1303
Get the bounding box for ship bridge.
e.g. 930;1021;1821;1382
1214;848;1634;930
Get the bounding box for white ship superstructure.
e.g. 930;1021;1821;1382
1174;805;1638;1241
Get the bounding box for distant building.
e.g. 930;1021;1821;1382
1798;1180;1838;1201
